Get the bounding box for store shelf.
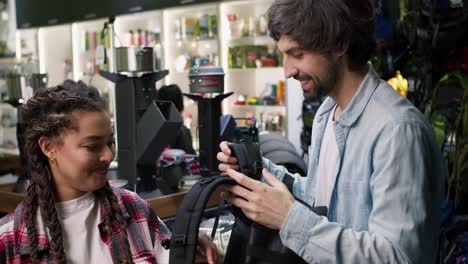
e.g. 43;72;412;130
0;56;34;66
225;36;273;46
175;38;218;44
172;39;219;52
0;126;16;132
228;102;286;135
226;67;283;73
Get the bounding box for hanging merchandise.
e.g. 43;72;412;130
427;71;468;211
415;0;467;51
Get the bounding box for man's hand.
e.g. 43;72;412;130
221;168;295;230
195;233;222;264
217;141;239;173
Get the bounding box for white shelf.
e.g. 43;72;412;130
225;36;273;46
175;38;218;44
0;147;19;155
0;57;23;64
226;67;283;73
0;126;16;132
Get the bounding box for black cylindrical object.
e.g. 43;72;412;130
185;92;232;177
185;66;232;177
30;73;48;91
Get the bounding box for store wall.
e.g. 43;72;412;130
38;25;72;86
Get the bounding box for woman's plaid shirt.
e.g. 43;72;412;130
0;187;171;263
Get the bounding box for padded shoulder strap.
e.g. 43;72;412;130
229;141;263;180
169;176;236;264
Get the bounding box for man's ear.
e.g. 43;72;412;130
334;47;347;59
38;136;57;159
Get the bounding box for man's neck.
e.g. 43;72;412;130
329;64;369;119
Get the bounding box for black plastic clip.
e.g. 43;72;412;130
172;235;186;246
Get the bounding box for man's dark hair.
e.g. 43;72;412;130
268;0;376;71
158;84;184;112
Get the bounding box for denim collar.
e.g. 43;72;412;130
319;64;381;127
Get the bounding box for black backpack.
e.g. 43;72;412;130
169;141;327;263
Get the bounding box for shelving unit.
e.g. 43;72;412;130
225;35;275;47
0;103;17;150
163;3;220;91
38;24;73;86
71;18;115;115
219;0;286;134
10;0;296;139
114;10;165;72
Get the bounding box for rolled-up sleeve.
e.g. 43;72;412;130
262;157;309;199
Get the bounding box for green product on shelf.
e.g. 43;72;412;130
241;18;250;37
85;31;89;51
209;14;217;39
277;46;284;66
228;47;244;69
246;46;257;68
194;18;201;39
228;47;233;68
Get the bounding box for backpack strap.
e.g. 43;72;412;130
169;175;236;264
231;141;328;216
229;141;263;181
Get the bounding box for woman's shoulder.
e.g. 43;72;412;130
0;201;26;245
0;212;15;234
111;187;153;216
110;187;170;237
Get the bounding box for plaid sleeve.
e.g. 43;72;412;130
141;199;172;244
117;189;171;245
0;213;15;263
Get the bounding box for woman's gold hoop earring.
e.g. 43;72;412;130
50;158;56;164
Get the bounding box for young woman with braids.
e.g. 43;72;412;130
0;80;220;264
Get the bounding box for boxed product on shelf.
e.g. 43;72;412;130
226;12;268;40
228;45;281;69
174;13;218;41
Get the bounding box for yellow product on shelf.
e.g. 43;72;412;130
388;71;409;97
247;96;258;105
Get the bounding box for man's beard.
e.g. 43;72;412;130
296;58;341;100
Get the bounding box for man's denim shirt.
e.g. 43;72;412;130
263;65;446;263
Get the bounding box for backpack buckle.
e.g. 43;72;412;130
173;235;186;246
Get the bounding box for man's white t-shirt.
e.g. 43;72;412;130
314;106;340;207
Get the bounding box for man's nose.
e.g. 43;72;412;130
283;57;297;79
